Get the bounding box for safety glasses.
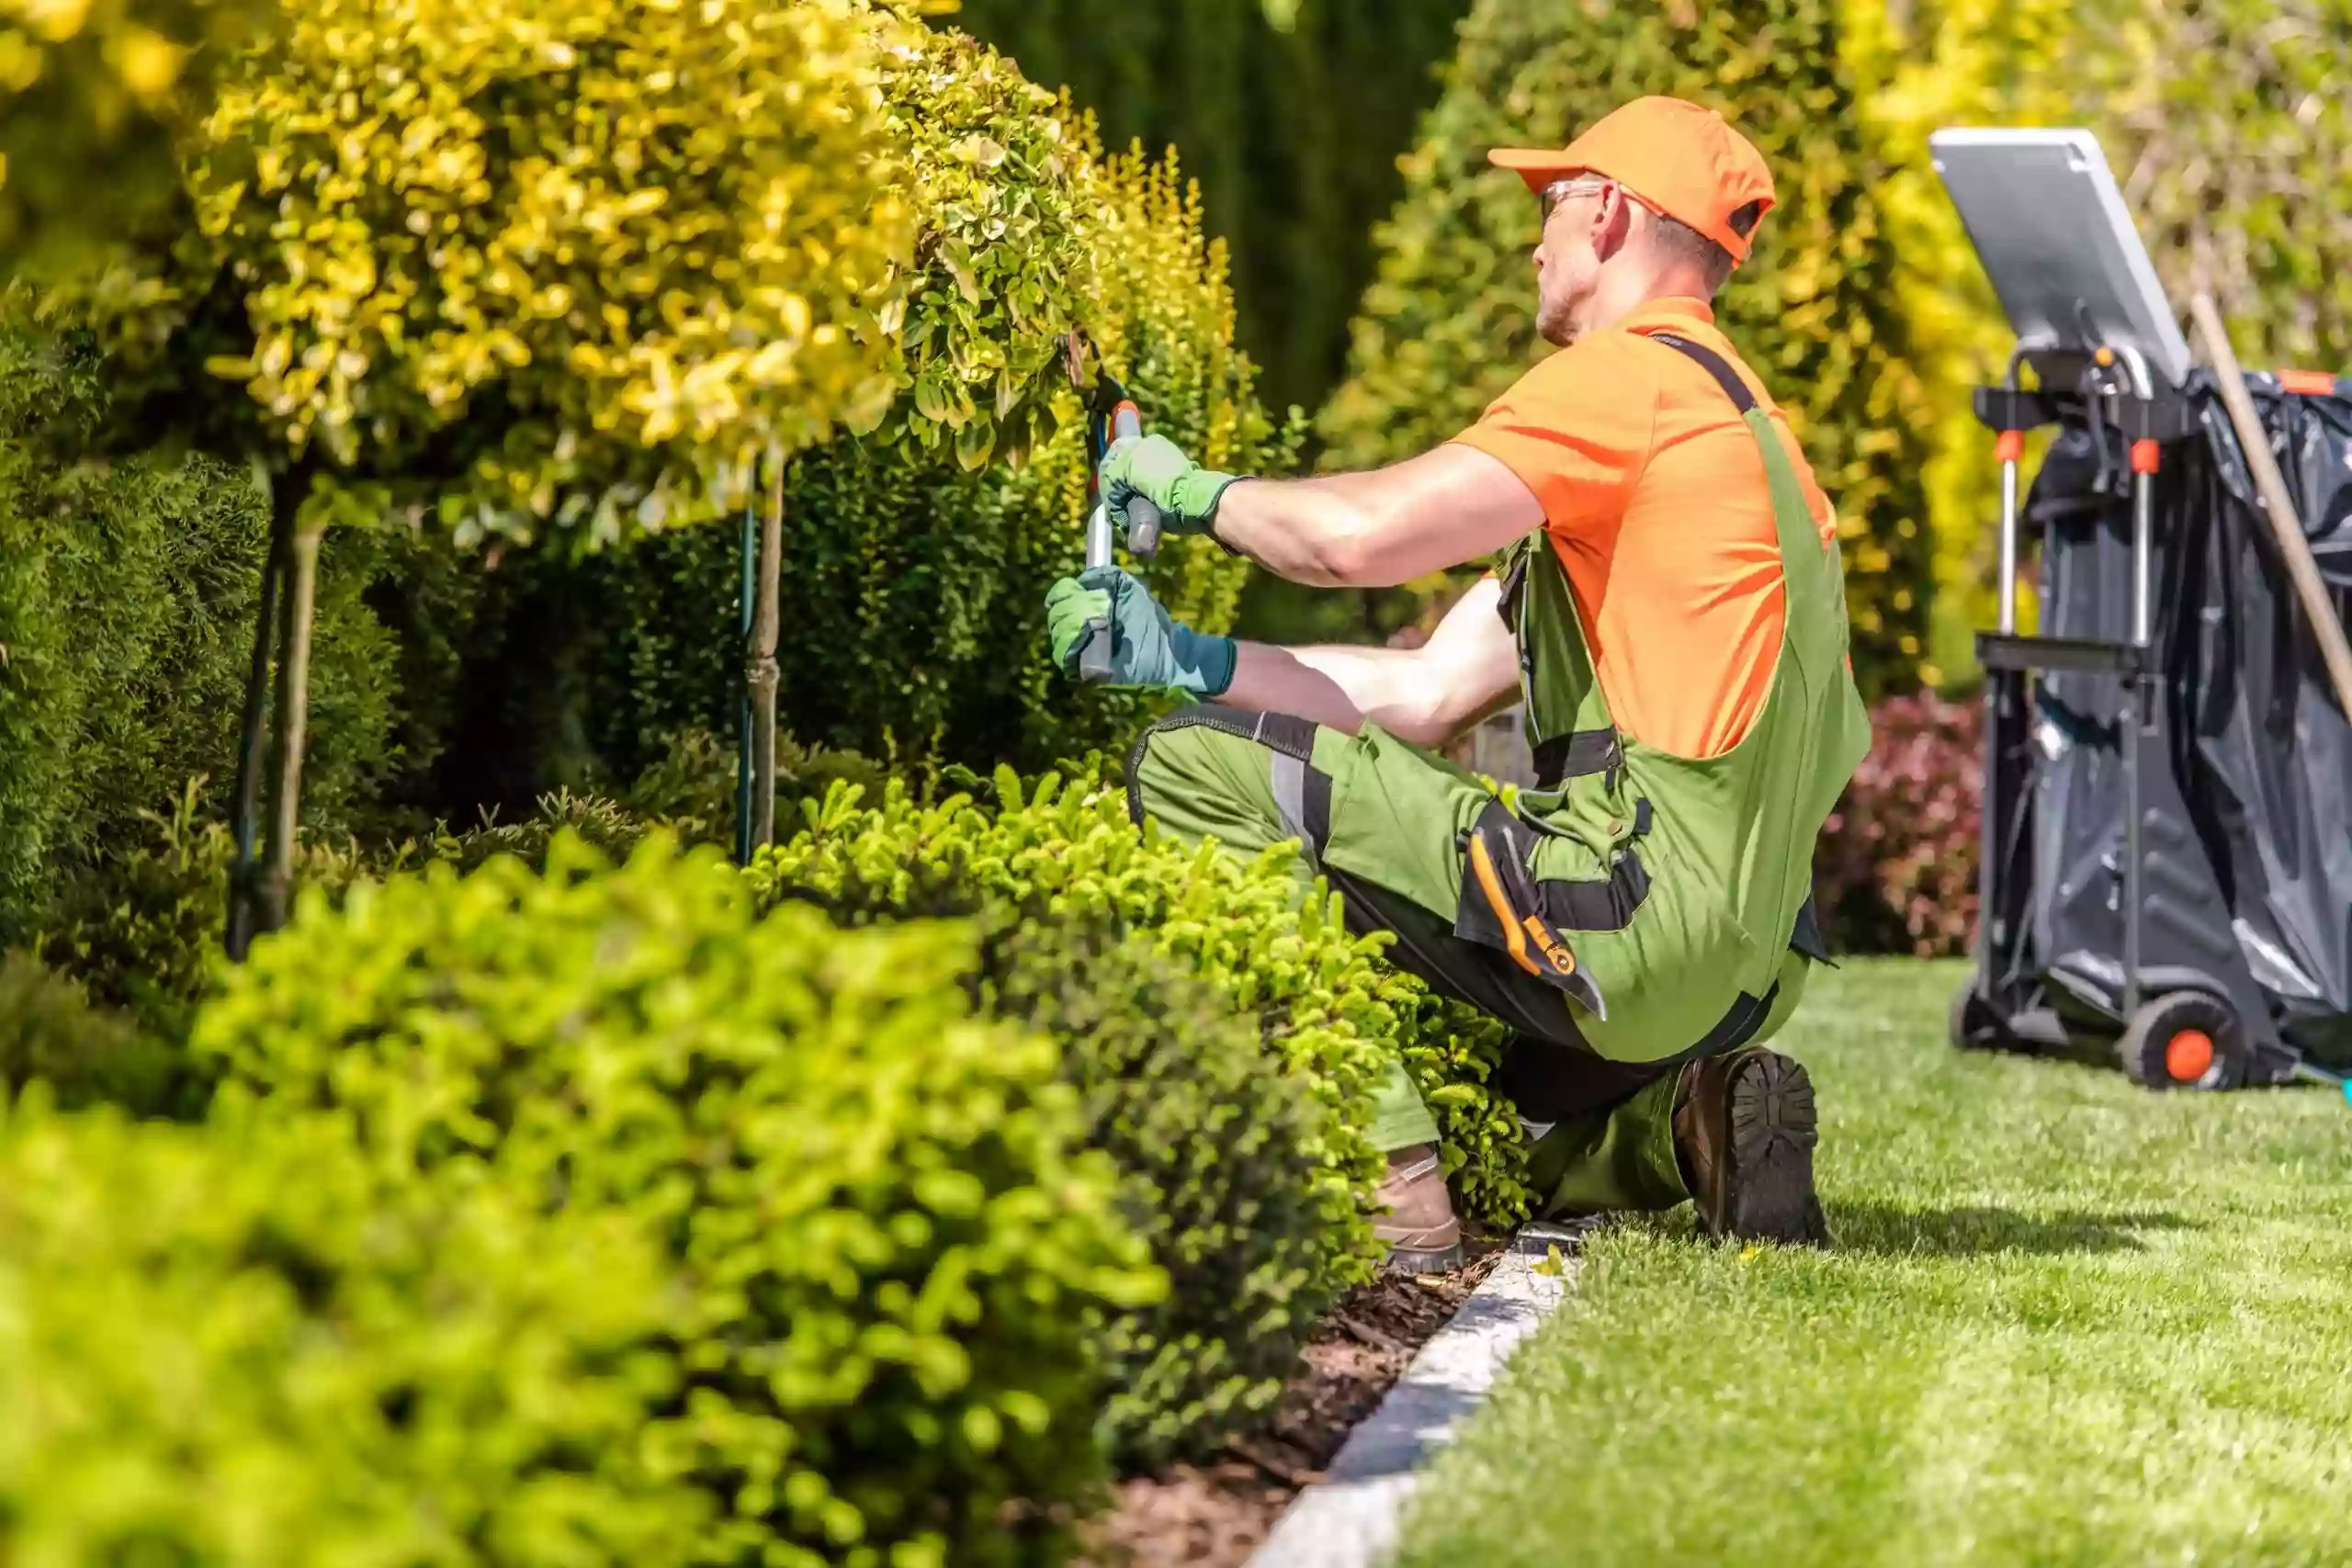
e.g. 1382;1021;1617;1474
1540;175;1610;225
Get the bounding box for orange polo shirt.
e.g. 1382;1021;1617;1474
1448;297;1837;761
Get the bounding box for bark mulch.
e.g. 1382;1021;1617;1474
1076;1229;1512;1568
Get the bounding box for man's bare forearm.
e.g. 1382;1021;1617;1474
1204;444;1547;590
1213;576;1523;748
1212;474;1399;587
1216;640;1439;739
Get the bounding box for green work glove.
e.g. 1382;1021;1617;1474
1045;564;1237;696
1101;433;1245;541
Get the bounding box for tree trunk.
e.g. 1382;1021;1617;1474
256;503;325;938
223;494;283;962
748;445;785;852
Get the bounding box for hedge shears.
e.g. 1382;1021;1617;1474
1067;333;1163;682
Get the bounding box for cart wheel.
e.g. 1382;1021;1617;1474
2117;990;2245;1091
1948;982;2009;1053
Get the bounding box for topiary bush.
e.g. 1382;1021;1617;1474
0;1091;705;1568
1317;0;1939;698
192;832;1159;1568
775;864;1338;1472
949;0;1476;417
1813;690;1980;957
0;0;275;276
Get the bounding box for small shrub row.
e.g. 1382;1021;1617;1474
750;761;1401;1273
775;859;1338;1470
193;834;1159;1568
0;1090;704;1568
751;761;1544;1446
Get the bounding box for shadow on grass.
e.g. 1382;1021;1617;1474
1822;1200;2197;1258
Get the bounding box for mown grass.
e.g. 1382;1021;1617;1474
1395;958;2352;1568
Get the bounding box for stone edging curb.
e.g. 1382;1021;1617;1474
1244;1221;1589;1568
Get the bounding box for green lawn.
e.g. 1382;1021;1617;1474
1395;959;2352;1568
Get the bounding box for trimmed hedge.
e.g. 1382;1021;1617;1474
773;862;1337;1470
753;760;1537;1234
1318;0;1939;697
753;764;1396;1267
193;833;1159;1568
0;1093;703;1568
950;0;1474;415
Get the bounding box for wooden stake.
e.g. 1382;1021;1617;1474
748;443;785;852
258;507;324;935
2188;291;2352;722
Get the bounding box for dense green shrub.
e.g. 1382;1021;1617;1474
753;763;1395;1270
0;1092;704;1568
758;761;1544;1236
777;866;1337;1470
1838;0;2082;680
1318;0;1938;697
0;949;197;1118
0;325;398;941
194;833;1159;1568
28;777;381;1044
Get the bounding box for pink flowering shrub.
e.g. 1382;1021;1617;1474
1815;692;1982;957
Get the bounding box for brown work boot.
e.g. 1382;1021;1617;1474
1672;1047;1830;1247
1374;1144;1463;1274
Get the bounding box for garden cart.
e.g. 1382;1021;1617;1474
1932;128;2352;1096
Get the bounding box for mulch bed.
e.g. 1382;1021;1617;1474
1076;1228;1512;1568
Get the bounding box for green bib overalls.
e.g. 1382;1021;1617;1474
1127;331;1872;1218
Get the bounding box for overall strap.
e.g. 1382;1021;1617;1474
1642;331;1843;690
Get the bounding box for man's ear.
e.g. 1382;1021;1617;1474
1590;183;1635;262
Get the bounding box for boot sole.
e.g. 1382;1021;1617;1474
1725;1052;1830;1247
1380;1239;1465;1275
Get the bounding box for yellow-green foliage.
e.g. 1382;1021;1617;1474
194;832;1156;1568
0;1093;704;1568
858;19;1094;473
1318;0;1939;694
1840;0;2079;671
568;131;1290;774
1843;0;2352;683
41;0;914;542
2098;0;2352;376
751;762;1398;1280
0;0;271;275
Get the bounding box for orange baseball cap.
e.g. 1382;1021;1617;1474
1488;96;1777;264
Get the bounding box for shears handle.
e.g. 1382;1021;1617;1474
1108;400;1163;559
1075;373;1159;684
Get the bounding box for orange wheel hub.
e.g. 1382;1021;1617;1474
2165;1029;2216;1082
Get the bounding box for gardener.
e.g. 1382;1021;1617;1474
1045;96;1871;1269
